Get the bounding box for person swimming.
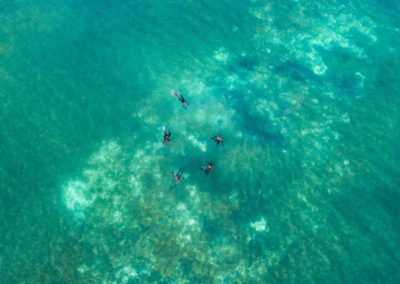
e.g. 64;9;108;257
200;162;214;174
163;128;171;146
173;89;189;109
172;168;185;183
211;135;224;146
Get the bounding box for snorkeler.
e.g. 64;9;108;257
163;128;171;146
200;162;214;174
211;135;224;146
172;168;185;183
173;89;189;109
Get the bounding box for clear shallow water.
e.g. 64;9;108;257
1;0;399;282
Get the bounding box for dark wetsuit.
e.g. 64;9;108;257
163;129;171;146
211;136;224;146
174;90;189;109
172;169;185;183
201;162;213;174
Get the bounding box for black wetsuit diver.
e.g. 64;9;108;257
163;128;171;146
211;135;224;146
172;168;185;183
200;162;214;174
174;90;189;109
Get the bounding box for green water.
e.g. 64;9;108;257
1;0;399;282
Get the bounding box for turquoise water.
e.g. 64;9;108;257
1;0;399;282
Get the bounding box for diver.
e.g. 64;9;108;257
163;128;171;146
174;89;189;109
200;162;214;174
172;168;185;183
211;135;224;146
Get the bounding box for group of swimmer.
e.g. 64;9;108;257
165;89;224;183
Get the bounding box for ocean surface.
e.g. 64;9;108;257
1;0;399;282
